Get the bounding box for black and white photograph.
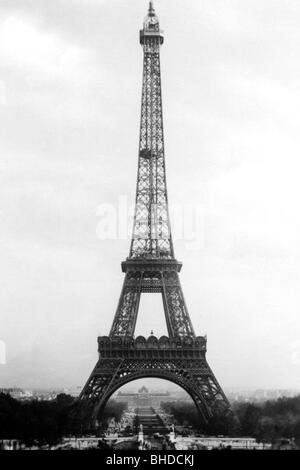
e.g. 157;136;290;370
0;0;300;455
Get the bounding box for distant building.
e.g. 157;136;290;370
115;386;174;408
226;388;300;403
63;386;82;397
175;436;272;450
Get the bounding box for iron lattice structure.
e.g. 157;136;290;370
78;2;233;428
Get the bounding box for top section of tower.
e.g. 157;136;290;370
140;1;164;45
129;0;173;260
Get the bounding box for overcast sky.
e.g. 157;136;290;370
1;0;300;391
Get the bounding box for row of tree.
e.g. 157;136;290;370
160;401;236;435
0;393;126;446
161;395;300;444
0;392;73;446
1;392;300;446
233;397;300;443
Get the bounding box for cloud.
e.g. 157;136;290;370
0;13;107;126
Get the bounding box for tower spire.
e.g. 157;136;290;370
149;1;155;14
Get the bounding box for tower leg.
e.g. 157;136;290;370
109;273;142;337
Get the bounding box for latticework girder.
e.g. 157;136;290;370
77;2;234;430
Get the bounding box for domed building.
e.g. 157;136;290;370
115;386;171;408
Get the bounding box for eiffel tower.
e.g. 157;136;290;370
78;1;233;428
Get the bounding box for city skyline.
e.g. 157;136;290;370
1;0;300;391
2;382;300;402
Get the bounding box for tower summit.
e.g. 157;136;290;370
77;3;234;430
140;1;164;45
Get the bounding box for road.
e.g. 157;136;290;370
135;406;167;435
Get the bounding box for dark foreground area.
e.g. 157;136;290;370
0;393;300;448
